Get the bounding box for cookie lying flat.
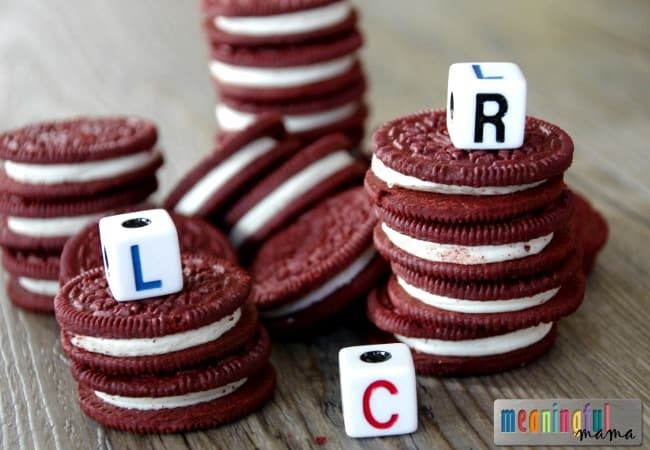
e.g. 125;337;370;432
367;109;573;223
217;78;367;145
374;190;576;281
390;247;581;319
0;117;163;198
251;187;387;333
55;255;256;375
374;273;584;338
209;29;364;102
370;323;558;377
572;190;608;274
375;224;575;282
59;212;236;285
164;114;299;219
202;0;358;46
6;277;56;314
0;177;157;251
224;133;366;255
3;249;59;313
368;286;569;376
73;327;275;433
365;171;566;225
2;248;59;280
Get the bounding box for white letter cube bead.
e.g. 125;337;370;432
98;209;183;302
446;62;527;150
339;343;418;438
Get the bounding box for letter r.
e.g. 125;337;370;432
362;380;399;429
474;93;508;143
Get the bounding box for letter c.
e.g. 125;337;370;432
362;380;399;429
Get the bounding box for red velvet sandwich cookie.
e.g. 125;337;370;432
367;286;562;376
6;276;56;314
390;245;581;317
73;327;275;433
202;0;358;46
367;109;573;223
0;117;163;198
3;249;60;313
572;190;608;274
224;133;366;255
59;213;237;285
375;224;575;281
0;177;157;251
251;187;386;333
3;248;59;281
209;30;364;102
55;255;258;375
164;115;299;219
217;79;367;145
374;189;575;280
380;271;584;337
365;171;566;225
369;322;558;377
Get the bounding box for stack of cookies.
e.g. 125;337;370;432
0;117;162;313
365;109;590;376
165;115;367;259
201;0;368;148
54;253;275;433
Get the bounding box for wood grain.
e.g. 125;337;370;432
1;0;648;448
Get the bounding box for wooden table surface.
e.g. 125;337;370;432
1;1;648;449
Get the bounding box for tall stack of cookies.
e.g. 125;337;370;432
201;0;368;148
365;109;586;376
0;118;162;313
54;253;275;433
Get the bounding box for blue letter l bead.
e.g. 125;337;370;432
472;64;503;79
130;245;162;291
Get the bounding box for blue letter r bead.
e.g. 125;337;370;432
130;245;162;291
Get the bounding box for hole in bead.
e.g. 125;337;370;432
102;246;109;271
122;217;151;228
360;350;392;363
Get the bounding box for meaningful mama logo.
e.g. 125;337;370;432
494;399;642;446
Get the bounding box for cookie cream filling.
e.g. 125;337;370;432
229;150;355;247
18;277;59;296
4;149;160;185
371;156;546;195
70;308;241;357
214;1;351;36
7;212;106;238
216;101;359;133
395;322;553;357
209;53;356;88
397;276;560;314
94;378;247;411
381;223;553;265
174;137;277;215
261;247;375;319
